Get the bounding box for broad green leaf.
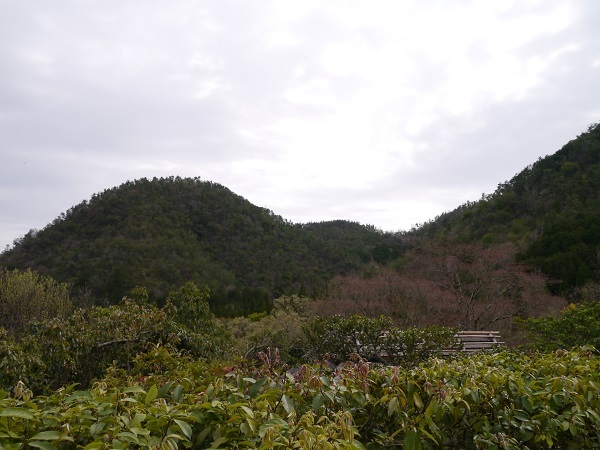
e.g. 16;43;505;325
116;431;140;445
281;394;294;415
413;392;423;411
351;439;366;450
209;436;229;448
28;442;57;450
0;407;34;420
174;419;192;440
249;377;268;398
158;381;174;398
404;430;422;450
173;384;184;402
145;384;158;405
130;413;146;428
65;391;93;403
30;431;61;441
259;418;288;438
239;405;254;418
196;426;212;444
312;393;325;411
388;396;399;416
63;383;80;394
90;422;105;436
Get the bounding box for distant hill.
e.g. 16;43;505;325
2;124;598;310
0;177;404;313
413;122;600;294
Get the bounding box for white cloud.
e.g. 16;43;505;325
1;0;599;249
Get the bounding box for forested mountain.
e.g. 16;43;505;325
414;122;600;294
0;177;404;312
1;124;598;311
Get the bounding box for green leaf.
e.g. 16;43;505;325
312;393;325;411
130;413;146;428
65;391;93;403
404;430;422;450
388;396;399;416
196;426;212;444
413;392;424;411
249;377;268;398
259;418;288;438
90;422;105;436
145;384;158;405
0;407;34;420
29;442;57;450
30;431;61;441
281;394;294;415
174;419;192;440
116;431;140;445
173;384;184;402
124;386;146;394
239;405;254;418
158;381;174;398
209;436;229;448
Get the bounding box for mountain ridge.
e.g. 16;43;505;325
1;122;599;307
0;177;404;312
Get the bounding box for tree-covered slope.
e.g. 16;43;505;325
0;177;403;308
414;122;600;294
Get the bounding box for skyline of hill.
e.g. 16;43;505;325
1;123;598;307
0;177;404;312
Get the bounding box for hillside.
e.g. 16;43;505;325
2;124;598;309
414;122;600;294
0;177;404;312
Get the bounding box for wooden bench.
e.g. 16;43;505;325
452;331;504;353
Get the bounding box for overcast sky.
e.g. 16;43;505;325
1;0;599;250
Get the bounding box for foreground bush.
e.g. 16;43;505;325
1;283;232;393
1;348;598;449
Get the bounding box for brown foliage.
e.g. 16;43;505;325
314;241;565;341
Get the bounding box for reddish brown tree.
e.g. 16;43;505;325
314;265;436;326
402;241;563;331
314;240;564;340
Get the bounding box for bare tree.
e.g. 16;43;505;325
405;241;563;330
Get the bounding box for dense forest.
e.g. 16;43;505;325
414;122;600;295
0;178;404;313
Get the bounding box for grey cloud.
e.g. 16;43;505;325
1;1;600;248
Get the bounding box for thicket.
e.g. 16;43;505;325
1;276;231;394
518;300;600;351
2;269;600;448
1;348;598;449
0;268;72;336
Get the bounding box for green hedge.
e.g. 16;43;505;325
1;347;598;449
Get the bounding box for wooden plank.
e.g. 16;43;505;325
456;331;501;336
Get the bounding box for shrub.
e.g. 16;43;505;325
517;301;600;351
303;314;459;366
0;268;72;336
